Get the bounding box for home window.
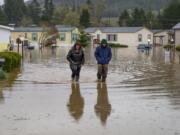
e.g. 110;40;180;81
138;34;142;42
107;34;117;41
32;33;38;41
72;34;78;41
147;34;151;40
60;33;66;41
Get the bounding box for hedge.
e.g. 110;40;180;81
0;52;21;72
108;43;128;48
163;44;173;49
176;45;180;51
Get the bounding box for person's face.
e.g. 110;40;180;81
102;44;107;47
76;44;81;50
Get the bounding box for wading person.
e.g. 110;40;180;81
67;42;85;82
95;39;112;82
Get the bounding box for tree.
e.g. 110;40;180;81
63;10;80;26
80;9;90;28
42;0;54;21
28;0;41;25
77;31;90;48
118;10;130;26
52;5;70;24
20;16;33;27
0;6;8;25
160;0;180;29
130;8;146;26
4;0;26;24
93;0;107;26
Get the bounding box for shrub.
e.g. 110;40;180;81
108;43;128;48
0;52;21;72
176;45;180;51
163;44;173;49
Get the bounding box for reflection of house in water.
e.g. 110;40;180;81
95;83;111;126
67;83;84;121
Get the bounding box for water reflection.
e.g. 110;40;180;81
95;83;111;126
0;88;4;104
67;83;84;121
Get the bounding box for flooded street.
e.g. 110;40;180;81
1;46;180;135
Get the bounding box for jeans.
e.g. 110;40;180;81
70;64;81;81
97;64;108;81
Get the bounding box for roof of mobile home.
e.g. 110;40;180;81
84;27;151;33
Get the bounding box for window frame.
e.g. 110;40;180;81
59;33;66;41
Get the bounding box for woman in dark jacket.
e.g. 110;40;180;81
67;42;85;82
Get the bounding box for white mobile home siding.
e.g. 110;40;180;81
107;28;153;46
175;30;180;45
0;28;11;51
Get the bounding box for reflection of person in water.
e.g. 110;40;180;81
95;83;111;126
0;88;4;104
67;83;84;121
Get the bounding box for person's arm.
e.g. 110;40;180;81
95;47;101;63
81;50;85;65
67;50;73;63
107;48;112;63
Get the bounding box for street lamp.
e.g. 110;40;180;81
20;36;25;59
148;39;151;46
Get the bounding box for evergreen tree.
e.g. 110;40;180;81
118;10;130;26
80;9;90;28
4;0;26;24
160;0;180;29
28;0;41;25
77;31;90;48
42;0;54;21
0;6;8;25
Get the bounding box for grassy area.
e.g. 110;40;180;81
108;43;128;48
176;45;180;51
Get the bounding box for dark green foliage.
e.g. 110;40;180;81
160;0;180;29
77;31;90;47
0;6;8;25
42;0;54;21
118;10;130;26
27;0;41;24
4;0;26;24
108;43;128;48
0;52;21;72
0;68;6;80
80;9;91;28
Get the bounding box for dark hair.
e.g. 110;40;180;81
73;42;82;49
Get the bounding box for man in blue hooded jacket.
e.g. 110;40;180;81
95;39;112;82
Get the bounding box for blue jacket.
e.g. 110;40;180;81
95;45;112;64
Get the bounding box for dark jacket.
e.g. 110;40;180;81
95;45;112;64
67;47;85;65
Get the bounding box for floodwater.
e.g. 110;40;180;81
0;46;180;135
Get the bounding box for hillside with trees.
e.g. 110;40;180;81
0;0;180;29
